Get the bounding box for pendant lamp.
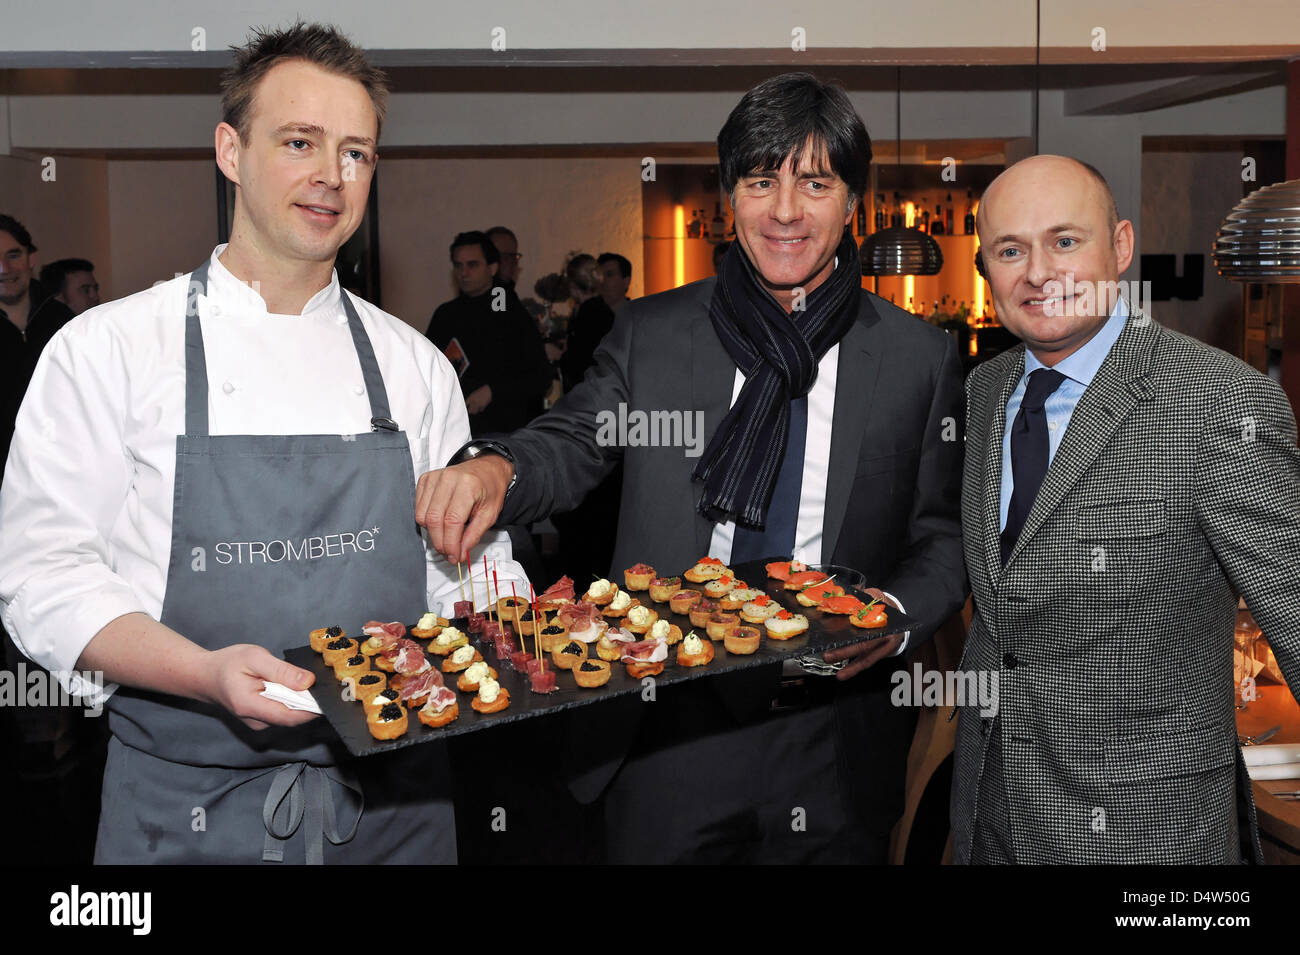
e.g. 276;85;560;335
861;67;943;277
1213;178;1300;283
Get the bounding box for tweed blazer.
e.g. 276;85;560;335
951;311;1300;863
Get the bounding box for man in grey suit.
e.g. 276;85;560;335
954;154;1300;863
418;73;966;862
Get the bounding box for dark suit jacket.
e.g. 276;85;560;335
425;289;552;435
499;276;968;801
952;313;1300;863
559;295;616;393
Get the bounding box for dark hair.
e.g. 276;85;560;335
449;230;500;265
597;252;632;279
717;72;872;203
221;22;390;143
0;214;36;253
566;253;599;296
534;272;569;304
485;226;517;243
40;258;95;293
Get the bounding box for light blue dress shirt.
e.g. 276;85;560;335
998;298;1130;531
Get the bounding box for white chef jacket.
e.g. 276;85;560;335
0;245;528;703
708;343;910;658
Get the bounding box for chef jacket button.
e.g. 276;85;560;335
336;313;348;325
222;380;235;395
353;384;365;396
210;304;221;316
1003;652;1018;669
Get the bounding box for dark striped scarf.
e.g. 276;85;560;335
693;230;861;529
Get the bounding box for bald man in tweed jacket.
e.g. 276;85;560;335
952;155;1300;863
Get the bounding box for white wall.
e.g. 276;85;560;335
104;159;215;298
1044;1;1300;47
1;0;1035;54
5;0;1300;56
0;154;113;297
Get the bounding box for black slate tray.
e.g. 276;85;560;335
284;558;916;757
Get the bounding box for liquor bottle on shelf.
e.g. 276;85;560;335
710;203;726;242
874;194;887;232
920;210;930;234
855;200;867;236
931;204;944;235
964;190;976;235
945;194;954;235
892;193;904;228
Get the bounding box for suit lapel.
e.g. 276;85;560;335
982;350;1025;587
691;306;738;555
822;296;883;561
1003;313;1160;570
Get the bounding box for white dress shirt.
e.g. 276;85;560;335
708;343;909;659
999;298;1130;530
709;344;839;566
0;246;527;702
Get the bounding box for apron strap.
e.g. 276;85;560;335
184;261;213;437
340;289;397;430
261;761;365;865
182;260;397;437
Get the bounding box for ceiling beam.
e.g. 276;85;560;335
1066;70;1281;115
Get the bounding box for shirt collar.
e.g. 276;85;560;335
1024;296;1129;387
206;244;342;317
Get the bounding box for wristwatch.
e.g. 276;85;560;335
448;439;518;499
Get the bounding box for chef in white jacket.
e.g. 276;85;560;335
0;22;525;864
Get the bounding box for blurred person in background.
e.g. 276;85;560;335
426;230;552;435
40;258;101;316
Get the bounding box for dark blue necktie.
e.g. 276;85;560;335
731;395;808;564
1000;368;1066;566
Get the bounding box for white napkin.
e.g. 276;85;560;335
260;681;322;715
1242;743;1300;781
1247;762;1300;781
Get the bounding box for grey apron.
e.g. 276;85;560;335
95;261;455;864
